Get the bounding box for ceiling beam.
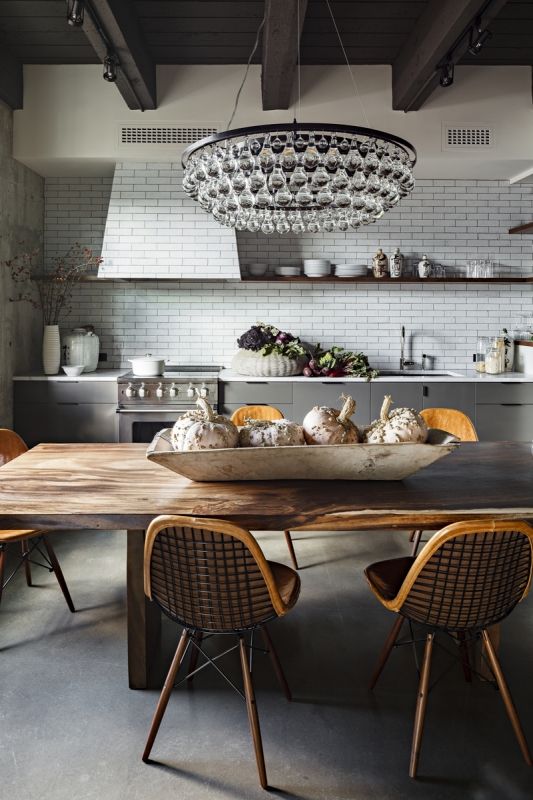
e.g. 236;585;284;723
392;0;510;112
83;0;157;110
261;0;308;111
0;45;23;110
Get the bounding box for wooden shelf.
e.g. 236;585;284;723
242;276;533;284
509;222;533;234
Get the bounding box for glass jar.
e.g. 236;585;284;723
485;346;502;375
475;336;490;373
62;327;100;373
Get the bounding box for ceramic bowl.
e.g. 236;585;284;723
62;365;85;377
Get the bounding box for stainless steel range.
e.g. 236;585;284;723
117;365;220;442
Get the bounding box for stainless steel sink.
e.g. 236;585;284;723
378;370;463;377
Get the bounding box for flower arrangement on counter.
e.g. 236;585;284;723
3;243;103;324
235;322;379;380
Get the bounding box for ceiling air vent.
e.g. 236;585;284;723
442;125;494;150
118;123;218;150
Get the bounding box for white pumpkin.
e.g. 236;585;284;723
364;394;428;444
302;394;360;445
239;419;305;448
171;397;238;451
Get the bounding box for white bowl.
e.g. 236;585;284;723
247;263;268;276
304;259;330;266
62;365;84;377
276;266;301;276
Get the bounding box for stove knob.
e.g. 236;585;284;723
125;382;136;398
156;382;164;399
138;382;147;398
169;382;178;399
187;382;196;399
200;382;208;398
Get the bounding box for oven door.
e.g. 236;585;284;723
117;408;191;443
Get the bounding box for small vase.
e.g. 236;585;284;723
42;325;61;375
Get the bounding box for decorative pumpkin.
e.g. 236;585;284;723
364;395;428;444
239;419;305;448
302;394;360;445
171;397;238;451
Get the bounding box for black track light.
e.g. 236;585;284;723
66;0;84;27
103;52;118;82
439;62;454;88
468;23;493;56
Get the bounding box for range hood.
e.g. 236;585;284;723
98;161;240;279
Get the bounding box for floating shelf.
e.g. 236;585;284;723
509;222;533;234
242;276;533;284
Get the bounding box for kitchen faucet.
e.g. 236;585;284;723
400;325;406;370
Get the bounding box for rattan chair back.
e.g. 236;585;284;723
230;405;284;425
420;408;478;441
0;428;28;466
144;515;290;632
394;520;533;631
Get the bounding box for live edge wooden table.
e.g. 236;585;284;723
1;442;532;689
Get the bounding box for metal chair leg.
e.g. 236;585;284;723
21;540;32;586
482;629;533;766
0;544;5;606
239;635;268;789
261;625;291;701
187;631;203;684
411;530;423;557
42;536;75;613
283;530;299;570
369;615;405;690
409;632;434;778
143;628;191;762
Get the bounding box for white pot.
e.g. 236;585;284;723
128;355;167;377
42;325;61;375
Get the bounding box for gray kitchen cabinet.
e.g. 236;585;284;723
370;382;422;420
422;382;476;421
14;381;118;446
475;404;533;441
292;381;371;425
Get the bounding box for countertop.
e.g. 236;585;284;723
220;369;533;383
13;370;127;382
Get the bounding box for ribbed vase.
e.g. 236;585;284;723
42;325;61;375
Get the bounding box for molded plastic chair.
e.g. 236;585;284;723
365;519;533;778
410;409;478;556
142;514;300;789
230;404;284;426
0;429;74;611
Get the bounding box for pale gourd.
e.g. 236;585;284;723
171;397;238;451
239;419;305;448
302;394;360;445
364;395;428;444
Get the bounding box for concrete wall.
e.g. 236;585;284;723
0;100;43;427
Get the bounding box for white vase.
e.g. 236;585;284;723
42;325;61;375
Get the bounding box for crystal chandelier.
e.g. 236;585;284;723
181;2;417;235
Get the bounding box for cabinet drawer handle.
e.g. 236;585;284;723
500;403;523;406
321;381;345;385
423;386;428;397
57;402;79;406
245;381;268;385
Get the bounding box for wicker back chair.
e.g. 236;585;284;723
142;515;300;788
0;429;74;611
420;407;478;442
230;404;284;426
365;519;533;778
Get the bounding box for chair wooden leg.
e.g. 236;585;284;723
409;632;434;779
187;631;203;684
261;625;291;701
369;615;405;690
239;635;268;789
482;629;532;766
21;540;32;586
457;632;472;683
0;545;5;606
143;628;191;762
42;536;75;613
411;530;423;557
283;530;299;570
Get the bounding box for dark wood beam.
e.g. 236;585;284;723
0;45;22;110
261;0;308;111
392;0;510;112
83;0;156;110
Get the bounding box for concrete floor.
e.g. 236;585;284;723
1;528;533;800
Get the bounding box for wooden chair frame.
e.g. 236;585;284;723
366;519;533;778
142;514;299;789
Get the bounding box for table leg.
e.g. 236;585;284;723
127;529;161;689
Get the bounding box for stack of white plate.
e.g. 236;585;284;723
334;263;368;278
275;266;301;277
304;258;331;277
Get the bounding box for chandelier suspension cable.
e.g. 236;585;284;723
226;14;266;129
296;0;302;121
324;0;370;127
